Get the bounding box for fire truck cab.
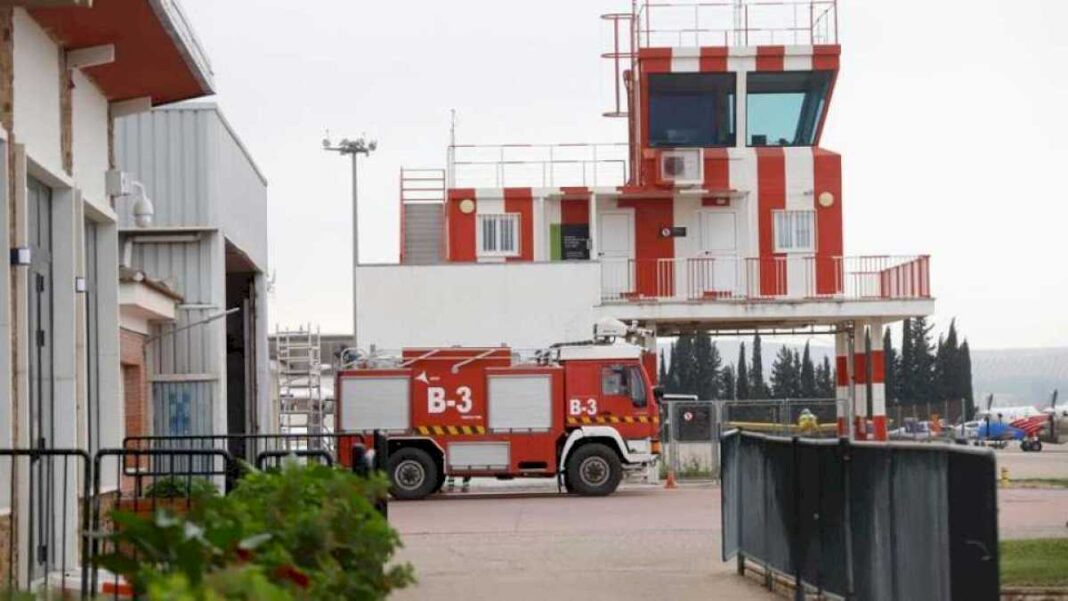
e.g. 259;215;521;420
335;320;661;499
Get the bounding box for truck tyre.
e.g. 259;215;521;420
565;443;622;497
388;447;438;500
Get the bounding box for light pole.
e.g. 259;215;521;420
323;134;376;350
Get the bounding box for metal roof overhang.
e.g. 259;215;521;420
27;0;214;105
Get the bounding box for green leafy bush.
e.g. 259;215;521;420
97;463;413;600
144;476;220;499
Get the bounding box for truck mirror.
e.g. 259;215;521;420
653;386;665;402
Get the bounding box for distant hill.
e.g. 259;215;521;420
970;348;1067;408
658;339;1066;409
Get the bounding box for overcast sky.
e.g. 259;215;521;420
179;0;1068;350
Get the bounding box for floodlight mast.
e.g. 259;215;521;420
323;134;377;350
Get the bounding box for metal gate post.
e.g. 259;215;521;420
792;436;803;601
840;436;855;599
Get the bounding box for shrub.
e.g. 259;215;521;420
97;462;413;600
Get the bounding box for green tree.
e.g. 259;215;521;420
960;339;975;418
900;318;914;404
673;335;698;395
735;343;750;400
770;346;800;399
883;327;899;403
693;333;721;400
816;356;834;398
800;342;816;398
720;365;736;400
749;334;769;398
658;349;668;387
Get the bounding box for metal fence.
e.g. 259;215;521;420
721;431;999;601
661;399;839;480
0;433;388;599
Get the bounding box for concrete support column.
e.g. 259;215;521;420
853;322;869;440
870;320;888;441
834;330;850;437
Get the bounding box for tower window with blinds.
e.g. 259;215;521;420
773;210;816;253
477;213;521;257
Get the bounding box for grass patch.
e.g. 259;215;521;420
1001;538;1068;588
1008;478;1068;489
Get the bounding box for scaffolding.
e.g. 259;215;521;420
274;325;332;444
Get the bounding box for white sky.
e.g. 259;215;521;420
180;0;1068;350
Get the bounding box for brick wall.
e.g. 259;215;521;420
120;329;148;440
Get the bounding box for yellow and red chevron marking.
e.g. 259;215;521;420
566;415;660;426
415;425;486;436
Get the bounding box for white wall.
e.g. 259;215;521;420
71;70;110;211
356;262;600;351
12;8;62;177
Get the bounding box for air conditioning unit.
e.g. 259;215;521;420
657;149;704;188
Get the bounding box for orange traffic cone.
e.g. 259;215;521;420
665;468;678;489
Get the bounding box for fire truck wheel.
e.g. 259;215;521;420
565;443;622;497
388;448;438;500
1032;440;1043;452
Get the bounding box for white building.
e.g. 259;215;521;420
0;0;213;588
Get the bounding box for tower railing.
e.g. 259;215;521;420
446;142;629;189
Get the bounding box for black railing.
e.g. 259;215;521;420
721;431;1000;600
0;434;390;599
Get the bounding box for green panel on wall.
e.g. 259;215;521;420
550;224;562;261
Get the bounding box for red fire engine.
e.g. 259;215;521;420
335;320;662;499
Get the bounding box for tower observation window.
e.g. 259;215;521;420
747;71;833;147
648;73;736;148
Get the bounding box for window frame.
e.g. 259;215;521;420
772;209;817;254
647;72;737;149
745;70;834;148
476;213;521;258
601;364;649;408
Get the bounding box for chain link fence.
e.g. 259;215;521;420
661;398;841;481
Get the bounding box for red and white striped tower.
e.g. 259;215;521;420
834;330;851;437
852;322;869;440
869;321;888;441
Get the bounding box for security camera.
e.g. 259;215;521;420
322;138;331;149
369;140;378;151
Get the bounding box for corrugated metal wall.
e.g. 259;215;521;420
116;104;269;437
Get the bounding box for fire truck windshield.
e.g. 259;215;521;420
602;365;648;407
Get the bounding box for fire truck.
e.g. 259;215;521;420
335;320;662;499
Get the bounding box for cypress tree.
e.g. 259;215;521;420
770;346;799;399
720;365;736;400
912;317;936;403
666;341;679;393
658;348;669;388
934;334;948;401
736;343;750;400
944;319;961;400
693;333;721;400
674;335;698;395
816;356;834;398
883;327;898;404
800;342;817;398
960;339;975;419
900;318;914;404
750;334;768;398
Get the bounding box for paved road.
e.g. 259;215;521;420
390;484;776;601
388;473;1068;599
996;444;1068;480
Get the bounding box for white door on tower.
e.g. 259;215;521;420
697;211;739;298
598;211;634;299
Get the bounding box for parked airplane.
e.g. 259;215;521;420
967;391;1066;451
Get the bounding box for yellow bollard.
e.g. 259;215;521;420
1000;467;1009;487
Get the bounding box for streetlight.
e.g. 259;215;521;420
323;134;377;350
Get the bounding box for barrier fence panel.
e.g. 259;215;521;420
0;449;92;599
721;431;999;601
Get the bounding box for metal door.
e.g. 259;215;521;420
26;177;54;582
598;211;634;298
698;211;739;296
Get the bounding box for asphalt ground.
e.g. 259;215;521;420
388;451;1068;600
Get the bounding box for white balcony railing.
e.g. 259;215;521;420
600;255;931;303
446;143;629;189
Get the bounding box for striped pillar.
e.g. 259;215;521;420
834;331;850;437
870;321;888;441
852;322;869;441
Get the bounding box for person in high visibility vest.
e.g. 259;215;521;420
798;409;819;435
